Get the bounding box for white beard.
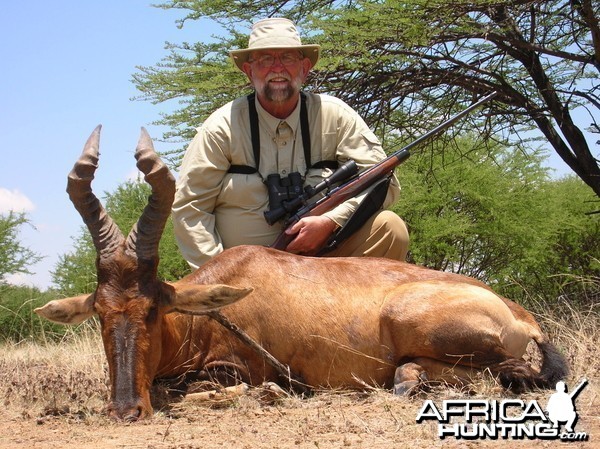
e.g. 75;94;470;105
257;72;303;103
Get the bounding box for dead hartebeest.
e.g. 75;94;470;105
36;126;568;421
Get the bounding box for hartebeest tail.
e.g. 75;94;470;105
538;341;570;386
491;340;568;392
36;126;569;421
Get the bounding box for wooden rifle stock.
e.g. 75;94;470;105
270;91;498;251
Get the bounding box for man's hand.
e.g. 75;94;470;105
284;216;338;255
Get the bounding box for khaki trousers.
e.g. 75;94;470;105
325;210;409;261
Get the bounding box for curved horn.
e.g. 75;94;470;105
67;125;124;256
125;127;176;260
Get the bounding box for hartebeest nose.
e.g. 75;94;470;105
108;402;147;422
122;408;142;422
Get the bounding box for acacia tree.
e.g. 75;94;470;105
0;212;42;284
137;0;599;199
313;0;600;197
393;134;599;305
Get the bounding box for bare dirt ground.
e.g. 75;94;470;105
0;383;597;449
0;306;598;449
1;356;598;447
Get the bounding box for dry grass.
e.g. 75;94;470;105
535;300;599;380
0;306;598;448
0;325;108;421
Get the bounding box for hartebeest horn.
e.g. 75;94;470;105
67;125;125;256
125;127;176;260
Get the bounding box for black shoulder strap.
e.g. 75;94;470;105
228;94;260;174
300;93;338;171
300;92;311;168
247;92;261;172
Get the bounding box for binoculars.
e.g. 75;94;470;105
263;160;359;225
264;172;304;225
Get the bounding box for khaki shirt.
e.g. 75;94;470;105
173;92;400;269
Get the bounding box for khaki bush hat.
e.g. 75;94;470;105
230;18;320;70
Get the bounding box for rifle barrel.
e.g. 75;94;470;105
399;91;498;155
361;91;498;178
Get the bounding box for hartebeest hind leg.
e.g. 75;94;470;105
393;361;428;395
393;348;567;395
381;281;567;394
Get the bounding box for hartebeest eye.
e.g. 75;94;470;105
145;305;159;324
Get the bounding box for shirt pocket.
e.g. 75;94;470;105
320;132;338;162
361;129;381;146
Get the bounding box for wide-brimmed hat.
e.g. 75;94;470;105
230;18;320;71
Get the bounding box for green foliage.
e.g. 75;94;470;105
394;135;599;305
503;176;600;306
51;232;97;297
51;180;190;295
395;135;551;276
0;284;70;341
0;212;43;284
133;37;251;166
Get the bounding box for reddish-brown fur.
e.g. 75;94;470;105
35;128;568;421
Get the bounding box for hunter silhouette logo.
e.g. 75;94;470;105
546;378;587;435
416;378;589;441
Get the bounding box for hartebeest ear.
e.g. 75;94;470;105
170;284;253;314
34;293;96;325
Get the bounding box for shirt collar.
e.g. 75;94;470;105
254;95;301;136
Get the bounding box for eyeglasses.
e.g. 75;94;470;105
249;52;303;68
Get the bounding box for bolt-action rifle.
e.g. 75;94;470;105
270;91;498;251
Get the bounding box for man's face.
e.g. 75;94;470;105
242;49;312;105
